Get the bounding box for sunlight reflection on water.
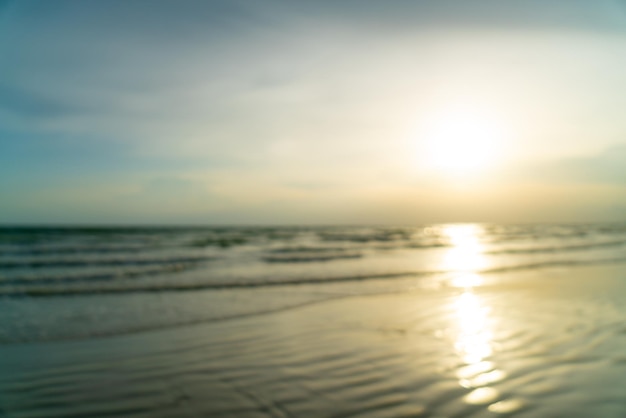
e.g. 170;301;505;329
440;224;519;411
441;224;489;275
454;291;493;365
443;225;495;366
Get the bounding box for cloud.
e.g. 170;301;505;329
0;83;100;120
1;0;624;168
2;1;626;224
524;143;626;185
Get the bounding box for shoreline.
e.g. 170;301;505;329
3;263;626;416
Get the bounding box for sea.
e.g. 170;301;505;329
4;223;626;417
2;223;626;344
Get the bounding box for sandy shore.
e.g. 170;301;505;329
3;263;626;417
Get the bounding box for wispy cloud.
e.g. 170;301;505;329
2;0;626;223
523;144;626;185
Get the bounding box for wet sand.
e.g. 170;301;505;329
3;264;626;417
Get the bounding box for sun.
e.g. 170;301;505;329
418;105;506;177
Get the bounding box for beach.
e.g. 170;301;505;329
2;225;626;417
4;1;626;416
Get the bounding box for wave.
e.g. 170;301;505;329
187;236;248;248
405;242;450;249
0;255;214;269
0;263;202;287
0;245;159;256
3;256;626;298
317;230;414;243
262;252;362;263
487;240;626;255
267;246;351;254
0;271;432;297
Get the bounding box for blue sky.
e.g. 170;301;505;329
2;0;626;224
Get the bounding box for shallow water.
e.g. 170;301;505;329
1;223;626;342
3;264;626;417
2;224;626;417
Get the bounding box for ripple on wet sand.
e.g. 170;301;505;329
4;265;626;417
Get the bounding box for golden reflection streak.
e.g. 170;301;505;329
441;224;488;282
440;224;507;405
453;291;493;365
441;225;494;365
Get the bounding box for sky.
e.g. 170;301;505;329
1;0;626;225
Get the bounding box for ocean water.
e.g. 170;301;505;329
1;223;626;343
4;223;626;417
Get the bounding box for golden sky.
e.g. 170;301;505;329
1;0;626;224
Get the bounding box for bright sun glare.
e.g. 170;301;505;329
419;105;506;177
441;224;488;287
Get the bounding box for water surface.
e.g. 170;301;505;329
2;223;626;417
